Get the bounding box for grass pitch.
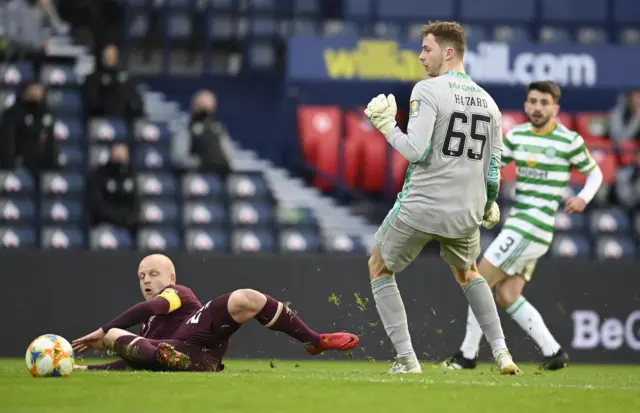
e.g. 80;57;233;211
1;358;639;413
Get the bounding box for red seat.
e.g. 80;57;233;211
569;150;616;185
501;161;517;182
557;112;573;129
343;127;388;193
391;151;409;193
574;112;609;142
501;111;527;135
618;141;638;165
297;106;342;190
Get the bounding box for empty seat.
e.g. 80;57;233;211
40;66;79;87
461;24;490;43
134;144;170;171
89;118;129;142
574;112;609;141
280;229;321;252
554;210;586;232
230;201;274;226
58;144;86;170
542;0;606;23
293;0;319;15
227;173;270;199
41;199;83;224
185;228;229;252
493;25;532;43
54;118;85;142
372;22;402;40
461;0;534;22
46;90;82;114
182;173;224;199
277;206;318;227
344;0;372;20
501;111;528;135
183;201;227;227
613;0;640;24
247;42;276;70
589;208;631;235
139;200;180;225
322;21;359;37
88;144;111;168
557;112;573;129
539;26;573;44
324;234;365;253
595;235;636;260
0;170;35;195
231;229;276;252
0;226;36;249
137;173;178;198
619;28;640;45
138;228;181;251
90;225;133;250
41;226;85;249
248;0;276;13
166;13;192;40
0;63;34;85
0;198;36;223
549;234;591;258
379;0;453;20
291;19;318;36
134;120;171;144
576;27;609;44
41;172;84;197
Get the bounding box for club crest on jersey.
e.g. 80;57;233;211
544;147;557;158
526;154;538;167
409;100;420;118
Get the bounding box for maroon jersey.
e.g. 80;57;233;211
139;285;202;339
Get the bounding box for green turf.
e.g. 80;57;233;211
2;358;639;413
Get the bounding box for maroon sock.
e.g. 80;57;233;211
113;336;157;364
256;295;321;347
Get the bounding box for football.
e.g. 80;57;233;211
25;334;75;377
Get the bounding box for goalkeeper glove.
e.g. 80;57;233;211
364;94;397;136
482;202;500;229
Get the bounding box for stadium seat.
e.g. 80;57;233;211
182;201;227;227
501;161;517;182
391;151;410;193
134;144;170;171
493;25;532;43
554;210;587;233
184;228;229;252
89;118;129;143
230;200;274;226
542;0;606;23
58;143;86;170
134;120;171;144
613;0;640;24
182;173;224;199
247;42;276;70
379;0;453;20
0;170;35;195
231;229;276;253
291;19;318;36
137;227;181;251
276;206;318;228
461;0;534;22
499;182;517;203
167;13;192;40
617;141;638;166
344;132;388;193
324;234;365;253
139;200;180;225
41;226;85;249
46;90;82;115
539;27;573;44
280;229;321;252
549;234;591;258
322;21;359;38
137;173;178;198
40;65;79;87
0;63;34;85
211;0;235;11
40;172;84;197
227;172;270;199
589;208;631;235
371;22;402;40
575;112;609;142
595;235;637;260
88;144;111;169
619;28;640;45
0;198;36;224
461;25;490;43
344;0;372;20
90;226;133;250
297;106;342;190
54;118;85;143
557;112;573;129
633;212;640;238
250;18;276;37
0;226;36;249
128;14;149;39
569;150;616;185
501;111;527;135
576;27;609;45
247;0;276;13
40;199;83;224
208;16;235;40
293;0;319;15
0;89;16;112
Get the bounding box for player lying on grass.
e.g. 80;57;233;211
444;81;603;371
364;21;520;375
74;254;203;371
73;256;359;372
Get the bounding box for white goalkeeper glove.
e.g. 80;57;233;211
364;94;397;136
482;202;500;229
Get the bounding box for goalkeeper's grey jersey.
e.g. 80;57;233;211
385;71;503;238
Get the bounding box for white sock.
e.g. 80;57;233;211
507;296;561;357
459;306;483;360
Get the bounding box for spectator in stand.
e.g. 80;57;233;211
0;81;60;176
171;90;233;178
611;151;640;210
86;143;139;236
607;88;640;142
82;44;145;125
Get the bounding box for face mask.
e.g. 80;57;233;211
191;110;213;121
23;100;41;113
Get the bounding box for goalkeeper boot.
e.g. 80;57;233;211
386;354;422;375
494;348;522;375
542;349;569;371
442;350;478;370
157;343;192;370
305;333;359;355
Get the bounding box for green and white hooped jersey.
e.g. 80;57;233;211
501;122;597;246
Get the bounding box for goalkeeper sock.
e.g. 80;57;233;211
459;306;484;360
506;296;561;357
371;276;415;357
463;277;507;354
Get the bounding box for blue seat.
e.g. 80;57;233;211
89;118;129;142
554;210;586;233
137;173;178;198
211;0;235;11
184;228;229;252
134;120;171;143
291;19;318;36
134;144;170;171
344;0;372;20
324;234;365;253
183;201;227;227
139;200;179;225
137;227;181;251
41;199;83;224
249;0;276;12
0;169;35;195
595;236;637;260
462;24;490;43
372;23;401;40
378;0;453;20
227;172;270;199
208;16;234;40
0;197;36;224
90;225;133;250
620;28;640;45
277;206;318;227
40;66;78;87
231;201;274;226
41;226;85;249
167;0;191;8
549;234;591;258
493;25;532;43
58;144;86;170
614;0;640;24
542;0;606;23
167;13;192;40
46;90;82;114
231;229;276;253
0;63;34;85
293;0;319;15
589;208;631;235
322;21;359;37
125;0;149;7
461;0;533;22
54;118;85;143
539;27;573;44
128;14;149;39
182;173;224;199
280;229;321;252
576;27;609;44
88;144;111;168
0;226;36;249
41;172;84;197
247;42;276;70
251;18;276;37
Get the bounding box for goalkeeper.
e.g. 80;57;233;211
364;21;519;375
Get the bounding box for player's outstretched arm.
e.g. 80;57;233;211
565;135;603;214
100;294;175;333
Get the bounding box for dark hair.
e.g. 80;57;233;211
527;81;562;103
421;21;466;59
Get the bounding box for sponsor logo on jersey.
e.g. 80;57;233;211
525;154;538;167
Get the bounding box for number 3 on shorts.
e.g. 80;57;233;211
499;236;515;253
